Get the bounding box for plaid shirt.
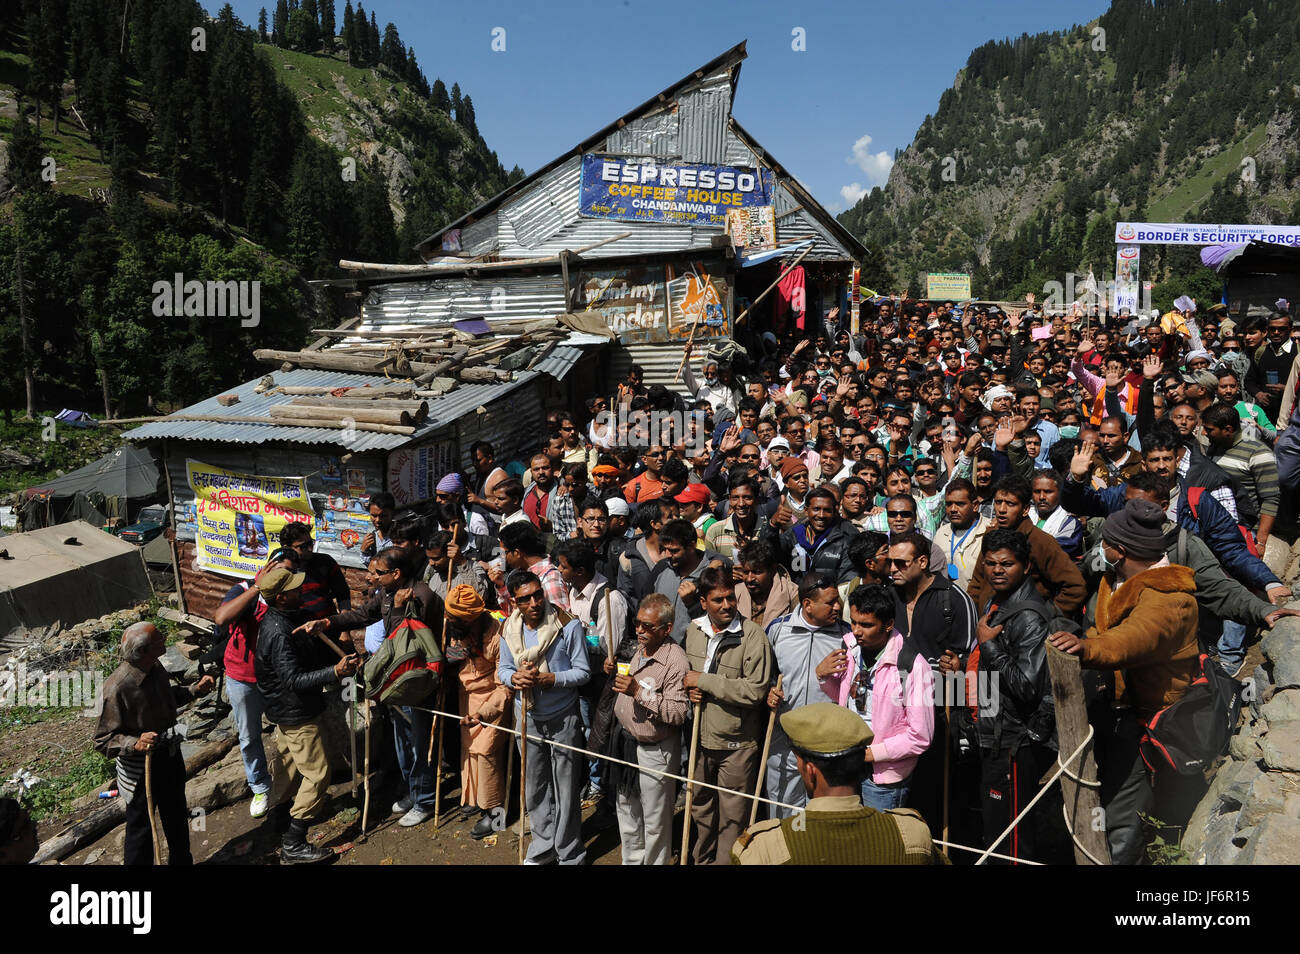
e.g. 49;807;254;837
495;557;570;615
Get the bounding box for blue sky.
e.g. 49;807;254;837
220;0;1111;213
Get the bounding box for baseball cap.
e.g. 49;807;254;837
1181;369;1219;390
258;568;305;597
674;483;711;506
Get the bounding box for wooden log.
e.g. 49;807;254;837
270;404;414;427
306;315;360;351
252;348;447;378
458;367;513;384
276;385;416;399
288;397;428;420
32;735;237;864
1046;645;1111;865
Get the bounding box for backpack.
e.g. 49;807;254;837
362;600;444;707
584;582;637;662
1139;653;1242;775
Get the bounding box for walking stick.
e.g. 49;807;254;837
362;700;373;834
144;749;162;865
942;699;951;844
518;690;529;864
350;686;359;801
748;674;784;828
430;523;457;826
680;700;703;865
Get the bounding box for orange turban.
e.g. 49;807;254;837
445;584;486;622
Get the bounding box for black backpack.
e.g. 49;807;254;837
1139;653;1242;775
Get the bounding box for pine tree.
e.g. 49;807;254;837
458;94;477;136
353;2;367;62
380;22;402;71
302;0;319;46
430;77;449;111
7;104;47;193
450;81;462;118
273;0;288;46
257;6;268;39
368;11;379;64
319;0;334;50
27;1;68;135
341;0;355;63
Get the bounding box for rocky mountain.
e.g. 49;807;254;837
839;0;1300;305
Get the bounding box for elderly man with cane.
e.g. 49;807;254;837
95;622;216;865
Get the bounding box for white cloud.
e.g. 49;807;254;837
846;134;894;187
839;182;867;207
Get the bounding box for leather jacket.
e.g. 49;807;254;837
761;519;859;584
254;607;341;727
976;578;1055;753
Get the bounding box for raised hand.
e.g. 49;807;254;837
1071;437;1097;479
1142;353;1163;380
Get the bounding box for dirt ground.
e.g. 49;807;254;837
57;767;635;867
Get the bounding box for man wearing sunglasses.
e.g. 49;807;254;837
498;571;592;865
885;530;979;840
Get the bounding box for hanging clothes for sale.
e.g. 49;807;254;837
776;264;807;331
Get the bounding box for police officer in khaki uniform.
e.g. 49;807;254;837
731;703;948;865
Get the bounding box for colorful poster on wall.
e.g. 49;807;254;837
726;206;776;252
666;264;730;339
579;154;774;227
387;444;459;506
185;461;314;579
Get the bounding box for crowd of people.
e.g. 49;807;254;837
87;294;1300;866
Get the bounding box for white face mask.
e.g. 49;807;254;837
1090;541;1119;575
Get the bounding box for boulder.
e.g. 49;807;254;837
174;641;202;661
1236;772;1291;829
1262;688;1300;726
1262;626;1300;689
1260;720;1300;772
160;645;190;676
1235;815;1300;865
1183;759;1260;857
1229;732;1263;762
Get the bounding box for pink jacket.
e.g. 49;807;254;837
832;630;935;784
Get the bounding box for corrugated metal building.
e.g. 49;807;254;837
335;41;866;398
126;41;864;618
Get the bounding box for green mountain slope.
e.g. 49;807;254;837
839;0;1300;305
0;0;515;421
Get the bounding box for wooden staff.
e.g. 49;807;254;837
680;700;703;865
748;674;784;828
942;699;951;845
518;691;529;864
350;686;359;801
430;523;458;826
144;750;162;865
362;701;373;834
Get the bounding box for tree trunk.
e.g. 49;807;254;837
15;247;37;420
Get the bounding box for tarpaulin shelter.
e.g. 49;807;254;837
19;444;161;531
1200;241;1300;319
0;520;154;635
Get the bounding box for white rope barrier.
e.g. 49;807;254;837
408;701;1039;866
973;725;1096;865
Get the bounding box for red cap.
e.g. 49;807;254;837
674;483;710;506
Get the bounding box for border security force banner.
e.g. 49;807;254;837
579;154;774;226
187;460;313;578
1115;222;1300;246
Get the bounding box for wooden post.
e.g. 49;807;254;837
430;523;457;825
733;243;814;328
160;443;186;614
680;701;702;865
560;250;572;313
749;674;783;828
1046;645;1110;865
942;700;951;844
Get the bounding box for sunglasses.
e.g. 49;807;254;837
516;591;546;603
886;558;914;569
914;469;936;477
886;509;915;517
